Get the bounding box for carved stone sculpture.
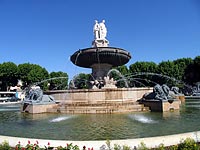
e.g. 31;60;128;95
171;86;180;95
92;20;109;47
93;20;107;40
93;20;100;39
90;76;117;89
99;20;107;39
90;78;104;89
24;86;55;104
103;76;117;89
142;84;176;101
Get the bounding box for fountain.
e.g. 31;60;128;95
70;20;131;89
1;20;200;149
43;20;156;114
20;20;184;114
43;20;181;114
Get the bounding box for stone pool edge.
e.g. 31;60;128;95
0;131;200;149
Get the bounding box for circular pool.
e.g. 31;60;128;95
0;98;200;141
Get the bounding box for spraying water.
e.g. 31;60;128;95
49;116;71;123
128;114;158;124
34;77;68;86
107;69;129;87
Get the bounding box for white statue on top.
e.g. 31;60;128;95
93;20;107;40
92;19;109;47
99;20;107;39
93;20;100;39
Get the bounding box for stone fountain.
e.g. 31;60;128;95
70;20;131;89
22;20;181;114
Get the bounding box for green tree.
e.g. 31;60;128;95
115;65;129;75
157;60;179;86
185;56;200;85
108;66;129;88
173;58;193;81
128;61;158;87
49;71;68;90
129;61;157;73
192;56;200;83
0;62;18;91
69;73;90;89
17;63;35;86
27;64;49;90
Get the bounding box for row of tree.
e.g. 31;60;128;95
0;62;68;91
73;56;200;89
0;56;199;91
115;56;200;88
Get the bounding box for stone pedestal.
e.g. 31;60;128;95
44;87;153;114
141;100;180;112
21;103;57;114
175;95;185;103
91;63;112;80
92;39;109;47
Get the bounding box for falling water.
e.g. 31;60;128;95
107;69;129;88
69;74;92;89
126;72;190;87
74;50;81;65
34;77;68;87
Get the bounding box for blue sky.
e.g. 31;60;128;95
0;0;200;81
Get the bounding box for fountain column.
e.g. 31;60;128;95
70;20;131;89
91;63;112;80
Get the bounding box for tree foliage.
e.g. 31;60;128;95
129;61;157;73
0;55;199;91
115;65;129;75
27;64;49;90
0;62;18;90
184;56;200;85
128;62;158;87
18;63;35;86
49;71;68;90
69;73;90;89
173;58;193;81
108;66;129;88
0;62;68;91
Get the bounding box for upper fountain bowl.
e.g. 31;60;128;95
70;47;131;68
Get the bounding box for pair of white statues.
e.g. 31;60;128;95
93;20;107;40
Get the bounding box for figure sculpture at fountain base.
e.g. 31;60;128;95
90;76;117;89
21;86;57;114
140;84;181;112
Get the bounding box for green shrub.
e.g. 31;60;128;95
156;143;165;150
122;145;131;150
0;141;11;150
1;137;200;150
137;142;149;150
113;144;131;150
114;144;121;150
178;138;200;150
167;144;178;150
106;140;112;150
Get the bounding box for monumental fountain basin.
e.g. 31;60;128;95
21;87;154;114
0;97;200;142
21;87;182;114
70;47;131;68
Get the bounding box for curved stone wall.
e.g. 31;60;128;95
1;131;200;149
